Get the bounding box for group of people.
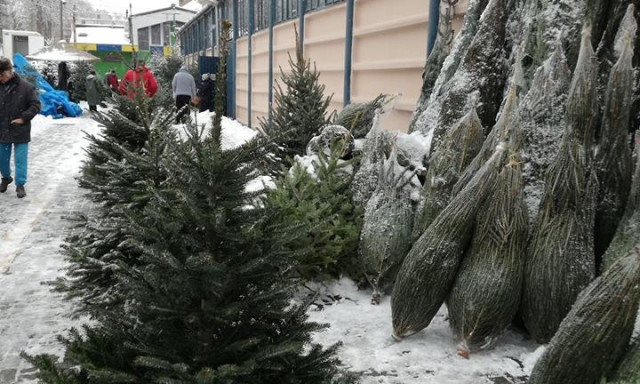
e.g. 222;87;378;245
86;59;159;112
0;56;219;199
172;66;216;123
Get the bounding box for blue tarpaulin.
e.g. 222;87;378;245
12;53;82;119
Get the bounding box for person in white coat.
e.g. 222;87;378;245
171;66;196;123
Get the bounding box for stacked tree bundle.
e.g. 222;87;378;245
602;141;640;271
410;0;507;157
335;94;389;139
520;25;600;343
594;7;636;262
391;142;506;338
359;148;414;303
518;43;571;220
351;112;388;206
411;107;484;242
447;100;528;353
528;246;640;384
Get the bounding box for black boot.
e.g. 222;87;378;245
0;177;13;193
16;185;26;198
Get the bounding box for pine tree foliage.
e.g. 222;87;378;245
594;15;636;263
153;53;184;88
518;0;586;76
32;94;355;384
69;61;92;102
55;107;178;317
261;141;362;282
212;20;232;145
452;84;520;197
259;29;332;176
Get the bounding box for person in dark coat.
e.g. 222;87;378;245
57;61;70;91
197;73;215;113
86;69;107;112
0;57;41;198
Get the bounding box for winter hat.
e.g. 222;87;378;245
180;65;188;71
0;57;13;73
202;73;209;80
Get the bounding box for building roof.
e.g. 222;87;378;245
131;6;197;18
73;25;129;45
177;3;214;36
2;30;43;37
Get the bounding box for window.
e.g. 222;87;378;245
151;24;161;45
138;27;149;50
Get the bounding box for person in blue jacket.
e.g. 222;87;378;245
0;57;41;198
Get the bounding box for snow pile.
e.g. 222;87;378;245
178;109;258;150
308;278;538;384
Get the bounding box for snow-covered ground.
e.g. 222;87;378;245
0;104;541;384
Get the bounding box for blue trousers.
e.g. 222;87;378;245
0;143;28;186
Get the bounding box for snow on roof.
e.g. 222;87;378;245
73;25;129;45
2;30;43;37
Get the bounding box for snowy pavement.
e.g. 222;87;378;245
0;107;542;384
0;110;99;383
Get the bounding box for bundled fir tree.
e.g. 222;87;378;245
391;142;506;339
410;0;508;157
359;146;415;303
528;246;640;384
594;10;636;264
259;28;332;176
334;94;389;139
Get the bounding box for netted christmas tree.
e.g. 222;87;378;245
259;28;332;176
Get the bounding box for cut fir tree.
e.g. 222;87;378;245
259;27;332;177
528;246;640;384
391;142;506;339
447;153;528;356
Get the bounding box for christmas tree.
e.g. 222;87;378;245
259;28;332;176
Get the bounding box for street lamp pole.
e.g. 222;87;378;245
171;3;176;47
60;0;66;41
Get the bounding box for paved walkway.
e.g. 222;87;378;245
0;115;99;383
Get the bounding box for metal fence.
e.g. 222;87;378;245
181;0;345;55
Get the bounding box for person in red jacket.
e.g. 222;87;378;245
105;69;119;94
118;59;158;98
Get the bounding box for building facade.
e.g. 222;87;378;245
131;6;197;56
178;0;467;132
